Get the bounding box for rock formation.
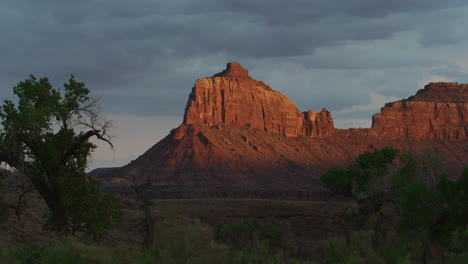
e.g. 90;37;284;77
184;62;335;138
102;63;468;199
370;82;468;140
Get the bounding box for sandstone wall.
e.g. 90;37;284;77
184;62;335;137
370;82;468;140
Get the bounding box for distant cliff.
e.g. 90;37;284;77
103;63;468;199
88;167;119;178
370;82;468;140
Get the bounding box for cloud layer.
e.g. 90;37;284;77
2;0;468;169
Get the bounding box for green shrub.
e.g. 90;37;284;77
445;226;468;264
380;237;421;264
0;238;137;264
39;238;136;264
215;219;284;252
318;231;388;264
0;246;16;264
141;219;229;264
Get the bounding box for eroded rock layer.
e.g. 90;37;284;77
105;123;468;192
103;63;468;199
370;82;468;140
184;63;335;138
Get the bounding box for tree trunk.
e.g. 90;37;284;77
340;208;351;248
343;226;351;248
432;240;445;264
29;176;68;235
48;195;68;236
143;206;154;249
372;210;384;249
422;242;428;264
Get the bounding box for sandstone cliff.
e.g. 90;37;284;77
370;82;468;140
102;64;468;199
184;62;335;137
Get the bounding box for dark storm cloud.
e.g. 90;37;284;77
1;0;468;118
189;0;467;23
3;0;468;170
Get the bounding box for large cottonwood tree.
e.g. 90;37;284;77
0;75;121;238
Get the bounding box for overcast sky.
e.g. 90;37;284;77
1;0;468;170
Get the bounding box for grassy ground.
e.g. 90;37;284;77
1;192;349;252
2;193;466;263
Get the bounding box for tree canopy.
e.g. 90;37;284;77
321;147;468;264
0;75;121;238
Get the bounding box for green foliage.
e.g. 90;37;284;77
318;231;387;264
51;176;122;240
445;226;468;264
0;238;139;264
390;152;418;190
0;218;301;264
141;219;230;264
0;219;465;264
353;147;399;197
320;167;357;196
397;169;468;250
379;237;422;264
321;147;401;237
138;216;304;264
321;146;468;263
0;74;121;237
16;240;48;264
321;147;400;199
356;147;399;170
39;238;136;264
397;183;438;237
317;228;468;264
215;219;284;251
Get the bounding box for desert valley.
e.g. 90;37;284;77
1;62;467;263
98;63;468;200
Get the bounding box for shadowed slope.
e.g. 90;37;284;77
103;63;468;198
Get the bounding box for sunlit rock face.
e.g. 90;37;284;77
370;82;468;141
103;64;468;198
184;62;335;138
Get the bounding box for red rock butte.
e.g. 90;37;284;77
370;82;468;140
104;63;468;199
184;62;334;138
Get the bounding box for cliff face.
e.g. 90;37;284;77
370;83;468;140
103;64;468;199
184;62;335;138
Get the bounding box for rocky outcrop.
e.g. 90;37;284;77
102;64;468;199
301;109;335;138
104;122;468;193
370;82;468;140
184;62;335;138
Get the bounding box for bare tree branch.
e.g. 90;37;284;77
61;129;113;166
9;177;34;222
0;151;20;170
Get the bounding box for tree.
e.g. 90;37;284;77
132;177;155;249
0;169;9;224
0;75;121;237
321;147;401;248
397;168;468;264
8;174;34;222
322;147;468;264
